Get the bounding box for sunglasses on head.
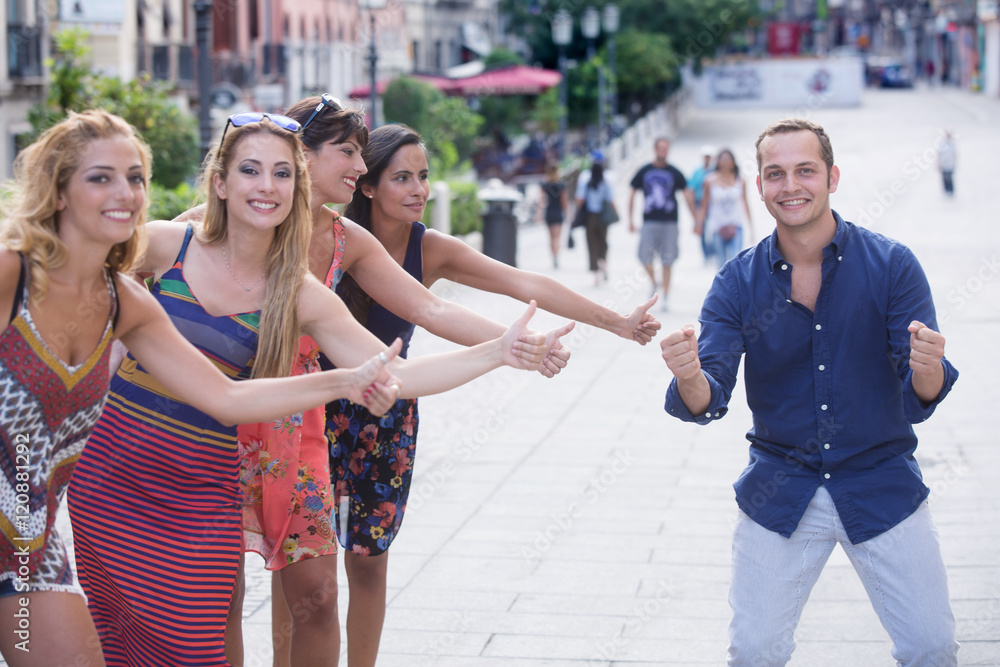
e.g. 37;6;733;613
300;94;345;133
218;112;302;154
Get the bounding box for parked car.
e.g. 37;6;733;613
865;54;914;88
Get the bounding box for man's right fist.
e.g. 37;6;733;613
660;325;701;380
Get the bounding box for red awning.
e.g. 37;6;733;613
448;65;561;96
348;74;453;99
347;65;561;100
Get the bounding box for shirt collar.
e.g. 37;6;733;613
767;210;849;272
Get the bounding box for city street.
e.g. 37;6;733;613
42;84;997;667
237;84;1000;665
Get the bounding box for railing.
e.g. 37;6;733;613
7;24;43;80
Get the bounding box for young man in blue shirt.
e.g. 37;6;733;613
660;118;959;666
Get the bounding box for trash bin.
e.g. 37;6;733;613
477;178;522;267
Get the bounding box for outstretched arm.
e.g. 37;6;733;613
298;277;569;397
341;219;571;374
421;230;660;344
113;278;401;426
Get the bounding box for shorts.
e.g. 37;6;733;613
638;221;679;266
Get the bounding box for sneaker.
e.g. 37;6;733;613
660;294;669;312
649;283;658;299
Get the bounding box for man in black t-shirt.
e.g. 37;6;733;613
628;137;696;311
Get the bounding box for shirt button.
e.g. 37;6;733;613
824;473;831;479
821;404;828;411
838;256;843;261
714;412;721;418
705;412;712;418
786;298;792;303
815;324;822;331
823;443;831;450
781;264;788;271
818;364;825;371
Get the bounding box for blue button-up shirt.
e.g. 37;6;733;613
664;213;958;544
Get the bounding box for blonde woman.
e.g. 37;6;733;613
66;113;564;666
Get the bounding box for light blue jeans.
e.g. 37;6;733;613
713;228;743;270
727;486;958;667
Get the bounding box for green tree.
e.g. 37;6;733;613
498;0;758;114
28;28;200;188
383;76;483;176
483;47;525;71
382;75;444;132
614;29;680;111
529;86;562;135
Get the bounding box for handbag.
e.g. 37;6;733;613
571;204;587;229
600;200;619;225
718;223;739;241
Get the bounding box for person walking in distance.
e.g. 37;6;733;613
660;118;959;666
696;148;753;270
688;145;715;263
628;137;696;310
938;129;956;196
574;159;617;286
540;163;568;268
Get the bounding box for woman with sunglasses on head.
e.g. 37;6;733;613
0;109;407;666
240;98;661;667
67;111;563;667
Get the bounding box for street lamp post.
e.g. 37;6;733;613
603;4;619;137
581;7;600;150
551;10;572;159
194;0;213;161
367;10;378;128
362;0;386;128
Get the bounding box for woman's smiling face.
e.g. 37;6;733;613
364;144;430;225
214;132;296;232
306;132;368;205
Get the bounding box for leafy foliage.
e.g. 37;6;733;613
498;0;758;115
27;28;200;188
149;182;201;222
383;76;483;177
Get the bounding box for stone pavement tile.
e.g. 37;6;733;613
786;640;895;667
480;634;627;662
637;574;730;601
956;642;1000;665
389;588;518;612
376;627;491;658
384;607;625;639
954;599;1000;641
381;656;610;667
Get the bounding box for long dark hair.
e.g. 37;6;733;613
588;162;605;190
338;123;426;324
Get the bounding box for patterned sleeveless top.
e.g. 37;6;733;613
0;254;118;593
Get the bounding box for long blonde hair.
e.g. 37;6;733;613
0;109;151;304
200;119;313;379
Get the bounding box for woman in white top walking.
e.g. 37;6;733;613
696;148;753;269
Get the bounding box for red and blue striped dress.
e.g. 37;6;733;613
68;226;257;666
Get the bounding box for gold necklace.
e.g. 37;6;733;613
221;245;266;292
